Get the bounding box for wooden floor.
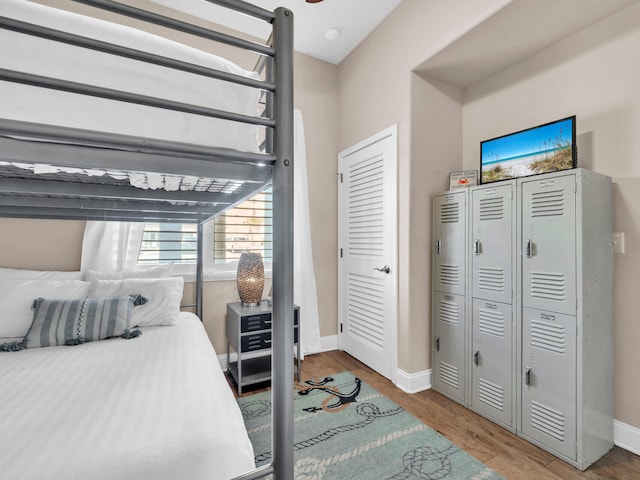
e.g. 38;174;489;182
256;350;640;480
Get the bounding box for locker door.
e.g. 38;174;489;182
433;191;466;296
521;175;576;316
471;298;513;428
471;183;513;304
433;291;466;404
521;307;577;460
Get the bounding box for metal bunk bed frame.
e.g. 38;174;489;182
0;1;294;479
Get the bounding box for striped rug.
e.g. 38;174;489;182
237;371;504;480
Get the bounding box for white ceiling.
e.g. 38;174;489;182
148;0;403;65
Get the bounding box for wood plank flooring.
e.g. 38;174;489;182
237;350;639;480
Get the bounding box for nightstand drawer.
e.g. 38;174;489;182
241;332;269;352
240;327;299;353
240;309;300;332
241;313;272;332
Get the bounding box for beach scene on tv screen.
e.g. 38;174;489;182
481;118;574;183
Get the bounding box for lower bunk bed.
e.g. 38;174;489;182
0;0;295;477
0;293;255;479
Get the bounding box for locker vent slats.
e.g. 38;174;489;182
531;319;565;354
439;300;460;325
531;272;565;301
440;202;460;223
478;307;505;337
530;189;565;217
347;273;384;350
478;378;505;411
479;197;504;220
531;400;566;442
478;267;505;293
347;153;384;259
439;361;459;389
439;264;460;286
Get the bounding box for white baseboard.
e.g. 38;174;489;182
394;368;432;394
614;419;640;455
318;334;338;353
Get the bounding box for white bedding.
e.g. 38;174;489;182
0;0;261;152
0;312;255;480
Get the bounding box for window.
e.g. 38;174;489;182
138;186;272;276
138;223;197;264
214;187;272;264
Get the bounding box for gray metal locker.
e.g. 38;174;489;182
469;181;516;430
433;191;467;297
471;298;514;430
432;190;468;405
433;291;466;404
431;169;612;470
471;182;514;305
517;169;613;470
520;174;576;316
521;307;577;460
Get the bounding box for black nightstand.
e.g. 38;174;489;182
226;301;300;394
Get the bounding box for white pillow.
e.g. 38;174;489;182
88;277;184;327
84;265;173;282
0;267;84;281
0;279;92;338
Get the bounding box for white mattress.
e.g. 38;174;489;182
0;0;260;152
0;312;255;480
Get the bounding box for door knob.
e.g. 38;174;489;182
374;265;391;274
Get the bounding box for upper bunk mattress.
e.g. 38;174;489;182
0;0;261;152
0;312;256;480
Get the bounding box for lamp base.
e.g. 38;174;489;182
241;301;261;307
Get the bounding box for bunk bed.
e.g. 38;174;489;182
0;1;294;479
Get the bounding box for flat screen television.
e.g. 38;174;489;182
480;116;576;184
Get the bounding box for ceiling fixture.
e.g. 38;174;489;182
324;26;340;40
306;0;324;3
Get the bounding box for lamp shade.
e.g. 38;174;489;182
236;252;264;306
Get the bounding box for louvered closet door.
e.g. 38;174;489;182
521;175;576;315
433;292;466;404
338;126;397;380
433;191;466;297
471;183;513;304
521;307;577;460
471;298;513;428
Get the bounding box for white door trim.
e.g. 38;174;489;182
337;124;398;384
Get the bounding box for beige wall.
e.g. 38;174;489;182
460;3;640;428
4;1;339;351
0;219;85;271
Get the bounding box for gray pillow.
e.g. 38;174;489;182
21;295;146;349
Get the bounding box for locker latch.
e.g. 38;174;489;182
436;239;442;255
525;367;532;386
525;239;534;258
473;349;480;365
474;239;481;255
435;337;440;351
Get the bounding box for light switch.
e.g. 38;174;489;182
612;232;625;254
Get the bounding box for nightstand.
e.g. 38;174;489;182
226;301;300;394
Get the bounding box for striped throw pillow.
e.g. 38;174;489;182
22;295;146;349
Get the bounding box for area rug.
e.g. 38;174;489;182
237;372;504;480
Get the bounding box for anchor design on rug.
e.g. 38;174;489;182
297;376;362;413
